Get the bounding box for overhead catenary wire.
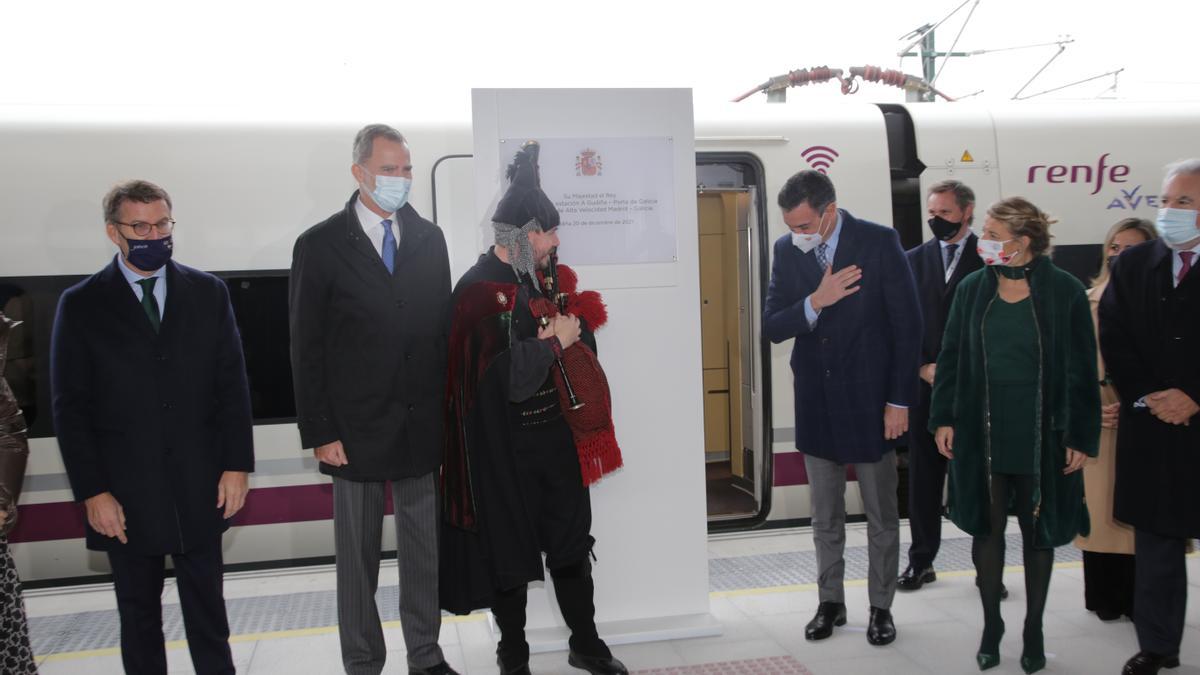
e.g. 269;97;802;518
929;0;981;88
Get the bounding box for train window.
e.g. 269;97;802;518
219;271;296;423
0;270;295;438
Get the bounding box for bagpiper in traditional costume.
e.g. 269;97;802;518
440;142;625;675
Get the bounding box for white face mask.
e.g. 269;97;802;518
360;170;412;213
791;210;832;254
977;238;1020;266
1155;207;1200;250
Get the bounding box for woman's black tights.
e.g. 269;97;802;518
971;473;1054;662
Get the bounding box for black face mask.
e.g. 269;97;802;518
928;215;963;241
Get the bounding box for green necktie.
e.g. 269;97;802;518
136;277;161;332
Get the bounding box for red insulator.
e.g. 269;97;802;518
787;66;837;87
851;65;912;88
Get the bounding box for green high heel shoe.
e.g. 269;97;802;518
976;652;1000;671
1020;654;1046;673
1021;625;1046;673
977;619;1004;671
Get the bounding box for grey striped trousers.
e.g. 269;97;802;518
333;473;444;674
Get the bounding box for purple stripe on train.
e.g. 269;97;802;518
7;483;403;543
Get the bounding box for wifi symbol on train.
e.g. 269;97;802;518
801;146;840;175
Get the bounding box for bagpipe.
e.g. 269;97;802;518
527;254;623;485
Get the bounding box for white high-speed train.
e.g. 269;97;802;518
2;99;1196;583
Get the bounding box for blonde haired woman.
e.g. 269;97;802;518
1074;218;1156;622
931;197;1100;672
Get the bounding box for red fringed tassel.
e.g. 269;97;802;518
556;264;579;294
552;264;608;330
567;290;607;331
576;428;624;486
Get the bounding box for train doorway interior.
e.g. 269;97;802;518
696;156;771;528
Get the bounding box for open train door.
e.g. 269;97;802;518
696;163;769;525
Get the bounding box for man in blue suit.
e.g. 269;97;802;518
764;170;921;646
52;180;254;674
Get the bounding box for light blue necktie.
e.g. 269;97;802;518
816;242;830;270
381;219;396;274
944;243;959;275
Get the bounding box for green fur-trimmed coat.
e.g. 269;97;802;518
929;256;1101;548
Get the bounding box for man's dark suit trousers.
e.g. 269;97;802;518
107;537;233;674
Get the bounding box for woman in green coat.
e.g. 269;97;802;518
930;197;1101;673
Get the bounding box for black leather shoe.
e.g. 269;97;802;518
866;606;896;646
409;662;460;675
897;565;936;591
1122;651;1181;674
497;654;532;675
805;601;847;641
568;650;629;674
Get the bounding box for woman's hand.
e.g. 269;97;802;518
1063;447;1088;475
1101;402;1120;430
935;426;955;459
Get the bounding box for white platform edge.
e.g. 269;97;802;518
485;612;723;654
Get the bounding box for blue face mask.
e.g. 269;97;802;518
1155;207;1200;249
124;235;173;272
362;172;411;213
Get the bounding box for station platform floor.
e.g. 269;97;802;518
22;519;1200;674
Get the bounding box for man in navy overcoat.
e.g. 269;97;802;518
764;170;921;646
52;179;254;674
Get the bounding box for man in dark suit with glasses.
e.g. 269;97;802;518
52;179;255;674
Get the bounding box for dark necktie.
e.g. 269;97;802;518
944;243;959;276
1178;251;1195;286
136;277;160;332
381;219;396;274
816;242;830;270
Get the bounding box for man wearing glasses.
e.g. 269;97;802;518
51;179;255;674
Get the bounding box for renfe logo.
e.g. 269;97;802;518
801;146;839;174
1026;153;1131;195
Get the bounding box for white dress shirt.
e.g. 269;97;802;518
355;196;400;258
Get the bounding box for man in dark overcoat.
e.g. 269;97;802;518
1100;158;1200;675
52;179;255;674
289;124;457;675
